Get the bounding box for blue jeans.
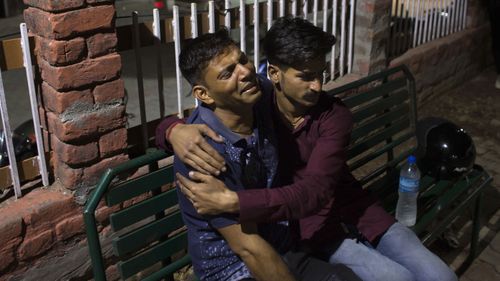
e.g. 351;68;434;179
327;223;457;281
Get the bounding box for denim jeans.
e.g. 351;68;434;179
327;223;458;281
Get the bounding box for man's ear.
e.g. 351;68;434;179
193;85;215;105
268;64;281;84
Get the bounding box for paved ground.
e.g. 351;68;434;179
417;67;500;280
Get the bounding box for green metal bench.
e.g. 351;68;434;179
84;65;492;280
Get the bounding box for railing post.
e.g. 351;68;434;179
19;23;50;188
153;9;165;119
267;0;273;30
209;1;216;33
173;5;184;118
225;0;232;29
254;0;260;71
240;0;246;53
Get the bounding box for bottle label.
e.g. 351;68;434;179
399;177;419;193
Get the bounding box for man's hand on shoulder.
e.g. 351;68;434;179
176;171;240;215
168;123;226;175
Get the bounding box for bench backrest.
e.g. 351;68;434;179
329;65;417;195
84;150;189;281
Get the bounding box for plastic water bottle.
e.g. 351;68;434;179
396;155;421;227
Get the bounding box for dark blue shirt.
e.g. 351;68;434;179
175;78;290;281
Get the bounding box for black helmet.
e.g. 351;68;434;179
416;117;476;180
0;120;37;167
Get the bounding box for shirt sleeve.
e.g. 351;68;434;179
237;101;355;223
155;115;186;151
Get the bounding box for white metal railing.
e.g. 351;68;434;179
154;0;356;126
0;23;50;199
389;0;468;58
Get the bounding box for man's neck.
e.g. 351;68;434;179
213;107;254;136
275;90;308;128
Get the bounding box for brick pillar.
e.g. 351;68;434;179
23;0;128;196
353;0;392;75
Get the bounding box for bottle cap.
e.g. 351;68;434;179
408;155;416;164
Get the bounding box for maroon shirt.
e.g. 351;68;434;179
155;92;395;251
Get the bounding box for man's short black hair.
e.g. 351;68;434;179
179;28;237;86
263;16;336;68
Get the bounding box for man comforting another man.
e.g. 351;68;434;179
157;16;457;281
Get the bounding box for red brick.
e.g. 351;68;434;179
35;36;86;66
51;135;99;166
42;82;93;114
93;79;125;104
23;0;85;12
54;160;83;189
99;128;127;157
95;204;121;224
0;238;22;272
87;33;118;58
122;193;151;209
105;264;120;281
83;154;129;184
55;215;85;241
39;54;121;91
101;224;112;235
24;8;53;38
24;6;115;40
0;216;23;246
22;191;78;229
46;105;126;142
17;229;54;260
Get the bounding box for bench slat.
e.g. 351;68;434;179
113;210;185;257
361;146;416;189
351;89;408;123
362;147;415;186
117;232;188;279
142;255;192;281
110;188;178;231
351;104;409;143
348;117;411;160
106;165;174;206
343;78;407;108
349;132;413;172
328;65;409;96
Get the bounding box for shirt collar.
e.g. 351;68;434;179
198;104;251;145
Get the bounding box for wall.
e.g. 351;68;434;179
390;24;492;105
389;0;492;105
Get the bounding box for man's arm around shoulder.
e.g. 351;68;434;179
218;223;296;281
